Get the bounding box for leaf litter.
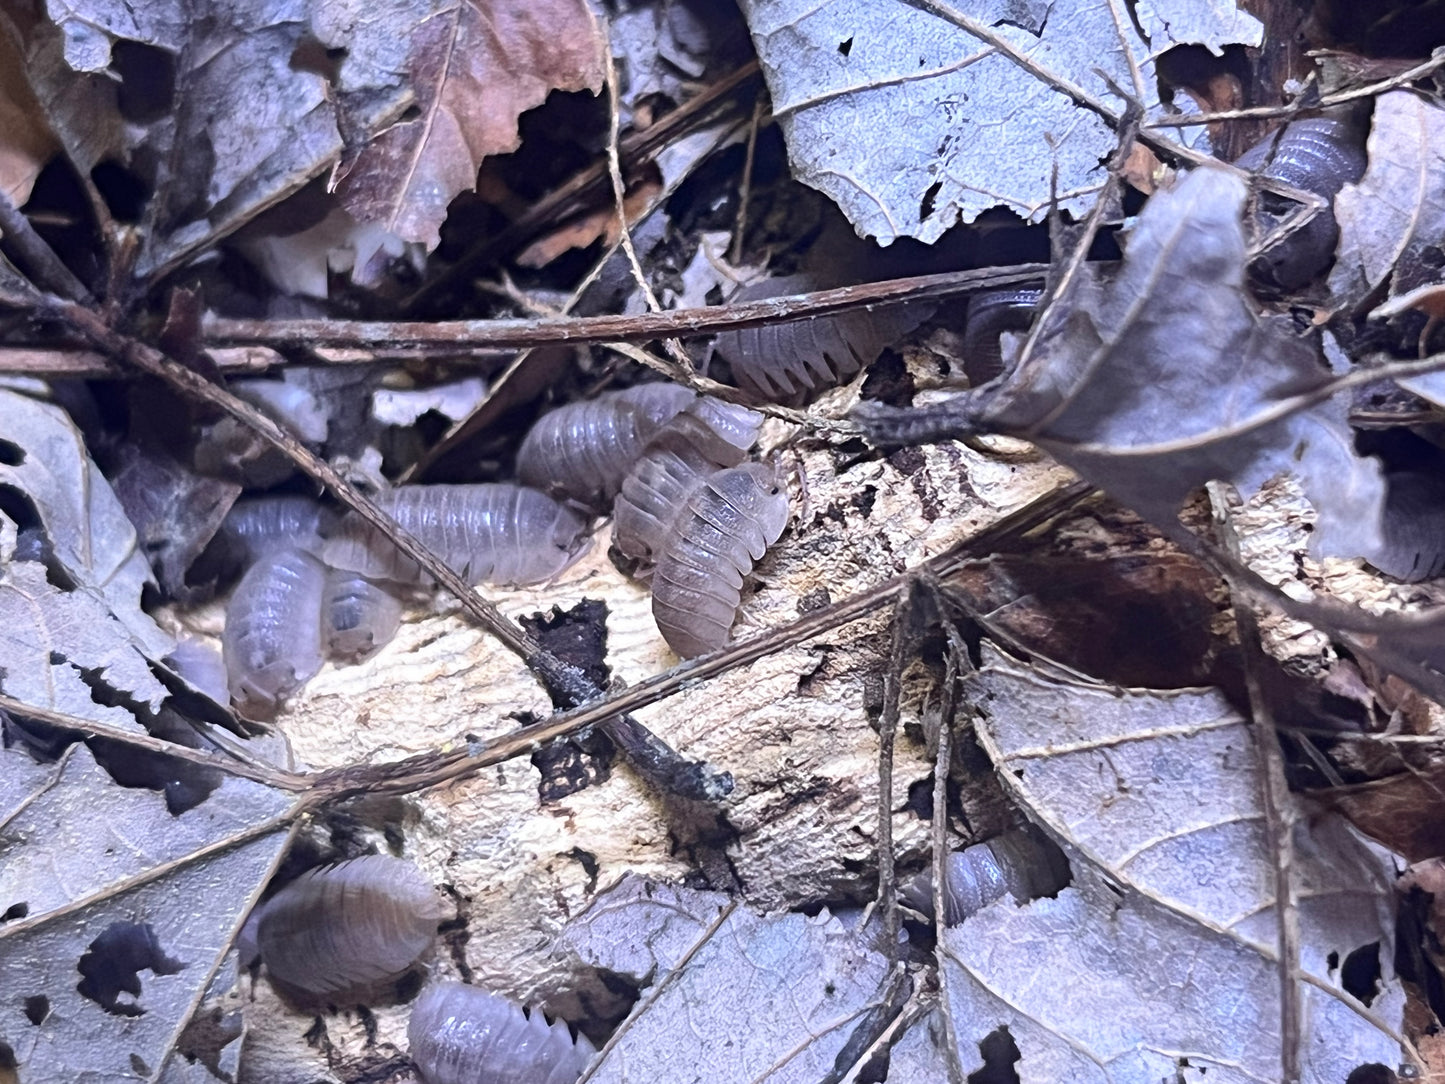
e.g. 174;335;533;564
6;0;1445;1081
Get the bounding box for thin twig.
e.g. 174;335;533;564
731;96;767;266
875;586;911;952
1207;482;1302;1084
1144;48;1445;128
204;264;1052;354
0;189;91;303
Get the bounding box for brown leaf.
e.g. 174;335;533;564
0;24;57;206
515;172;663;268
333;0;606;249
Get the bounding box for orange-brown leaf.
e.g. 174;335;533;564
334;0;605;249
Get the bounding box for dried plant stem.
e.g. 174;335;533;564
0;190;91;303
202;264;1051;355
731;96;767;266
1207;482;1301;1083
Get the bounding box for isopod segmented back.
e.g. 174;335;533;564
516;384;694;509
650;461;789;658
255;855;447;996
323;569;404;663
408;980;596;1084
322;483;592;588
222;546;327;718
612;396;764;566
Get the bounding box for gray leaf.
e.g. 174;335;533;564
735;0;1258;242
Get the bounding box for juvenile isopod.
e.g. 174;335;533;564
712;274;932;401
323;569;404;663
516;384;695;508
322;484;591;588
612;396;764;566
650;461;790;658
163;637;231;706
194;494;330;584
898;828;1070;926
254;855;448;996
222;546;327;718
407;980;597;1084
1232;107;1369;292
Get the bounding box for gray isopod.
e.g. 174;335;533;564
408;980;596;1084
254;855;447;996
650;461;789;658
712;274;932;401
222;546;327;718
322;484;592;588
516;384;695;508
323;569;404;663
898;828;1071;926
612;396;764;566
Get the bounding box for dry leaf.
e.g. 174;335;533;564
966;166;1383;561
0;22;57;206
331;0;607;248
937;646;1407;1081
735;0;1259;242
1330;91;1445;312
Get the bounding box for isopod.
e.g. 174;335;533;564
323;569;404;663
612;396;764;565
254;855;447;996
322;484;591;588
516;384;695;508
712;274;932;401
222;546;327;718
408;980;597;1084
1232;107;1369;292
650;461;789;658
196;494;330;583
164;637;231;705
961;287;1044;386
898;828;1070;926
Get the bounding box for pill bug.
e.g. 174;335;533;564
254;855;448;996
650;461;790;658
516;384;695;508
1232;107;1369;293
408;980;597;1084
612;396;764;566
163;637;231;706
711;273;933;401
222;546;327;718
1367;470;1445;583
898;828;1071;926
194;494;330;584
323;569;404;663
322;483;592;588
961;287;1045;386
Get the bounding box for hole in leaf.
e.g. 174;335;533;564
919;180;942;223
90;161;150;224
1345;1064;1398;1084
967;1024;1021;1083
76;921;186;1017
23;995;48;1025
0;1040;15;1070
838;37;854;56
0;442;21;466
1;903;28;923
1341;941;1382;1005
110;41;175;123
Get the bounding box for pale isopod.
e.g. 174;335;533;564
322;484;592;588
650;461;789;658
196;494;330;583
712;274;932;401
222;546;327;718
163;637;230;705
408;980;596;1084
612;396;764;565
323;569;404;663
898;828;1070;926
255;855;448;996
516;384;695;508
